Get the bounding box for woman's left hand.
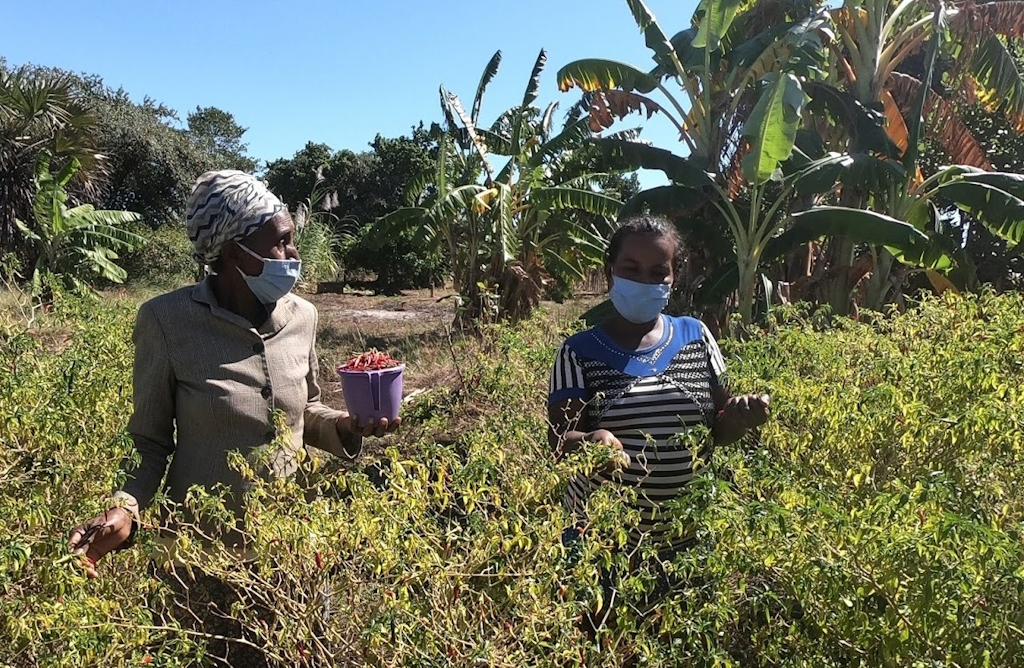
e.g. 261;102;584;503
335;414;402;439
720;394;771;431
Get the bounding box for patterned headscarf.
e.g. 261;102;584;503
185;170;287;265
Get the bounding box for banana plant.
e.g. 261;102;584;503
367;132;488;293
808;3;1024;309
831;0;1024;170
15;153;143;298
433;51;628;322
558;0;833;174
803;0;1024;312
556;0;933;323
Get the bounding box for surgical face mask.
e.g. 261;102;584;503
235;243;301;304
608;275;671;324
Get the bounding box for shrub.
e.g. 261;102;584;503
121;224;197;291
344;226;448;294
294;215;344;292
2;289;1023;666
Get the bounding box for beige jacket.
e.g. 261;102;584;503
113;279;349;531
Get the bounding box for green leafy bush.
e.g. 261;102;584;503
2;290;1023;666
121;224;197;291
344;226;448;294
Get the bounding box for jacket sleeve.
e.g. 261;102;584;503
116;302;176;522
301;307;355;459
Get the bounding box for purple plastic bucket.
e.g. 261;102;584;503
338;364;404;427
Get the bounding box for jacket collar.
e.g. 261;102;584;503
191;277;297;337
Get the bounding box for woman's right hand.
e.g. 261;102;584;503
585;429;630;471
68;507;134;578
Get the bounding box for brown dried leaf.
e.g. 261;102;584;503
886;72;993;170
881;90;909;155
950;1;1024;40
588;90;664;133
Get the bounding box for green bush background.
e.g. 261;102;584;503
2;292;1023;666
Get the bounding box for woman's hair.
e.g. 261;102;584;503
606;215;684;269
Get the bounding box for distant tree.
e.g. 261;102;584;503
2;61;259;231
358;125;436;219
264;126;446;292
1;60;262;291
92;95;215;228
187;106;258;172
264;142;337;211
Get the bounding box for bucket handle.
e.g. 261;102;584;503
369;370;381;411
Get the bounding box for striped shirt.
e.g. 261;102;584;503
549;315;727;552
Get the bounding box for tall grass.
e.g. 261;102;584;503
295;216;344;290
292;167;351;292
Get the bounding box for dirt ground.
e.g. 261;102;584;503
308;287;459;326
307;287;596;413
306;287;461;412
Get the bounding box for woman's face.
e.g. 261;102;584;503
233;212;299;276
606;233;677;288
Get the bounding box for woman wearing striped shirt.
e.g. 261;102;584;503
548;216;770;557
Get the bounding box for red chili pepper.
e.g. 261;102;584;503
339;347;401;372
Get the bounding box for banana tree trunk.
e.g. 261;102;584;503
736;249;763;326
448;236;462;293
824;235;856;315
862;246;897;311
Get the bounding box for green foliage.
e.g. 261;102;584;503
558;0;1024;320
3;61;259;231
377;51;629;323
120;224;197;292
186;105;258;173
708;292;1024;665
0;292;205;665
918;44;1024;292
345;226;449;295
0;64;104;258
294;216;342;290
15;154;144;297
89;94;217;228
3;287;1024;665
290;167;346;291
264;127;441;291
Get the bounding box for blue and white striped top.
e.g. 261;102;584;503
549;315;727;552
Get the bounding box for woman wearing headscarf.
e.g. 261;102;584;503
67;169;396;592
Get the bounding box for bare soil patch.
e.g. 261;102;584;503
306;288;459;411
306;287;599;413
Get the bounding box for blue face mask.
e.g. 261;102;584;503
608;275;671;324
236;243;302;304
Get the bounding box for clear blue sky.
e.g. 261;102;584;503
3;0;699;187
